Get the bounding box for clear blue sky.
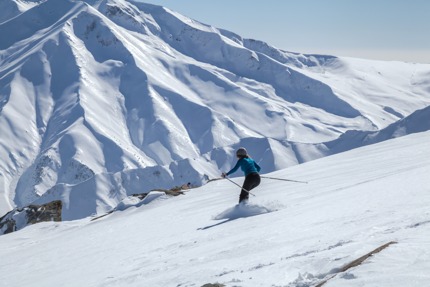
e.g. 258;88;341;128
139;0;430;63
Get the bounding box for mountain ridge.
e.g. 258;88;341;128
1;0;429;218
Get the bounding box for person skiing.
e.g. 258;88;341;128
222;147;261;203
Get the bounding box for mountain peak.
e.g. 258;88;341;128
1;0;429;218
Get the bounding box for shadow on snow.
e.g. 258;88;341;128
198;203;278;230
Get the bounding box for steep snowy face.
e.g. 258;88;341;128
0;0;44;23
0;0;429;218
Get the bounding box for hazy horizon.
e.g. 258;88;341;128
139;0;430;64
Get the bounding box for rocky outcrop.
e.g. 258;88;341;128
0;200;62;235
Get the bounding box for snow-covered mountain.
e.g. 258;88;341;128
1;0;429;219
1;130;429;287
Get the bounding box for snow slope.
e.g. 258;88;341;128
0;131;429;287
322;105;430;156
1;0;430;218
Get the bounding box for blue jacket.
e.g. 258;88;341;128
226;157;261;177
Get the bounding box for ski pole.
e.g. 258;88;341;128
261;176;308;184
224;177;256;196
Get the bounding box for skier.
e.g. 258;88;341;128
222;147;261;203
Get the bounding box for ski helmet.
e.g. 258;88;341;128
236;147;247;157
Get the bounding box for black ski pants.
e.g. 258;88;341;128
239;172;261;203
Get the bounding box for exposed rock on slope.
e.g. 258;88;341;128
0;200;62;235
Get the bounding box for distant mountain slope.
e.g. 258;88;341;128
323;105;430;155
0;0;42;23
1;0;429;217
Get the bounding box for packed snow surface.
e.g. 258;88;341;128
0;131;429;287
